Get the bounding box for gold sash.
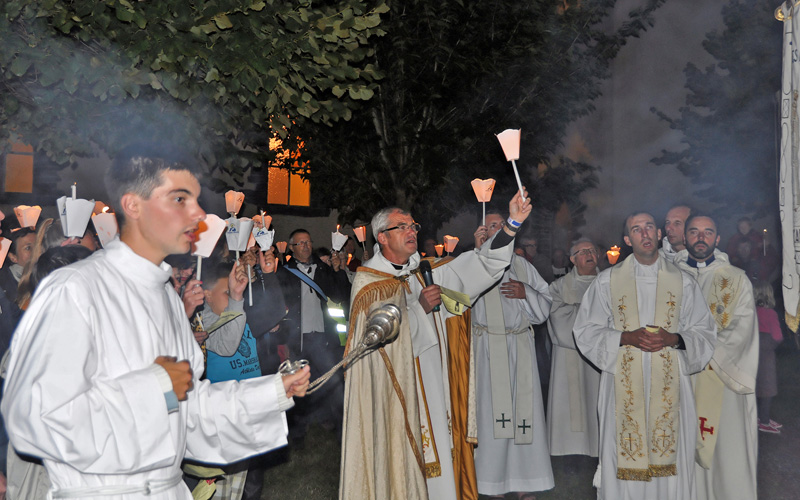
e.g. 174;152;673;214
610;255;682;481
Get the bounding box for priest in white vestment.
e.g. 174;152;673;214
574;212;716;500
659;205;692;261
471;210;554;496
340;190;532;500
546;238;601;457
674;215;758;500
1;145;311;499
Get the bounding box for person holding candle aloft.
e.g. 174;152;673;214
341;188;532;500
471;205;554;499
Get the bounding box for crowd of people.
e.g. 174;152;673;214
0;145;783;500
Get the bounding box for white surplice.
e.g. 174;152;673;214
341;233;513;500
546;267;601;457
472;255;554;495
675;249;759;500
573;257;716;500
2;239;291;499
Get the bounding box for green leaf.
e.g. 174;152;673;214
9;57;32;77
116;5;134;23
212;14;233;30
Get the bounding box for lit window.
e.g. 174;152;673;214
4;142;34;193
267;135;309;207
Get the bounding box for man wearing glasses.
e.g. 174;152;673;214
340;190;531;500
546;239;602;458
277;229;351;445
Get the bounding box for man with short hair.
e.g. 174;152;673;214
341;191;531;500
675;215;758;500
472;208;553;498
277;228;351;442
661;204;691;260
574;212;716;500
519;236;554;283
1;144;310;499
546;238;601;457
0;226;35;307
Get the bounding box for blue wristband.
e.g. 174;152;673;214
507;217;522;228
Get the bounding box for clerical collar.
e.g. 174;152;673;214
391;263;404;270
687;254;715;268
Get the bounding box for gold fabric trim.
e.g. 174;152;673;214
425;463;442;478
649;464;678;477
616;467;652;482
379;348;426;476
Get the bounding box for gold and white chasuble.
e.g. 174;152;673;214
574;255;716;500
340;236;513;500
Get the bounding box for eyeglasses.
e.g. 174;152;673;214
382;223;421;234
572;248;597;257
290;240;312;248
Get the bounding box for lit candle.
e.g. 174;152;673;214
71;183;77;200
435;244;444;257
763;229;767;257
607;245;621;265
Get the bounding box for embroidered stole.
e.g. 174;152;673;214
695;267;743;468
610;256;682;481
480;257;535;444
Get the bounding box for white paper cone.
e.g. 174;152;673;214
225;217;255;252
444;235;459;253
92;212;119;247
254;214;273;230
331;231;347;252
435;244;444;257
14;205;42;229
253;227;275;249
470;179;496;203
353;226;367;243
496;129;521;161
57;197;95;237
276;241;288;254
225;191;245;215
192;214;227;258
0;238;11;268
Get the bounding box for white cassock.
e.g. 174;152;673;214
341;233;513;500
546;267;601;457
472;255;554;495
573;258;716;500
2;239;292;499
675;249;759;500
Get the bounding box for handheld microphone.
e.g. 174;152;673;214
418;260;440;312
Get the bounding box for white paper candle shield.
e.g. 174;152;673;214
92;212;119;247
470;179;496;202
192;214;227;258
253;214;273;230
276;241;288;254
0;238;10;268
225;217;255;252
444;235;459;253
435;244;444;257
353;226;367;243
331;231;347;252
496;129;521;161
253;227;275;249
14;205;42;228
225;191;245;215
57;196;96;237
